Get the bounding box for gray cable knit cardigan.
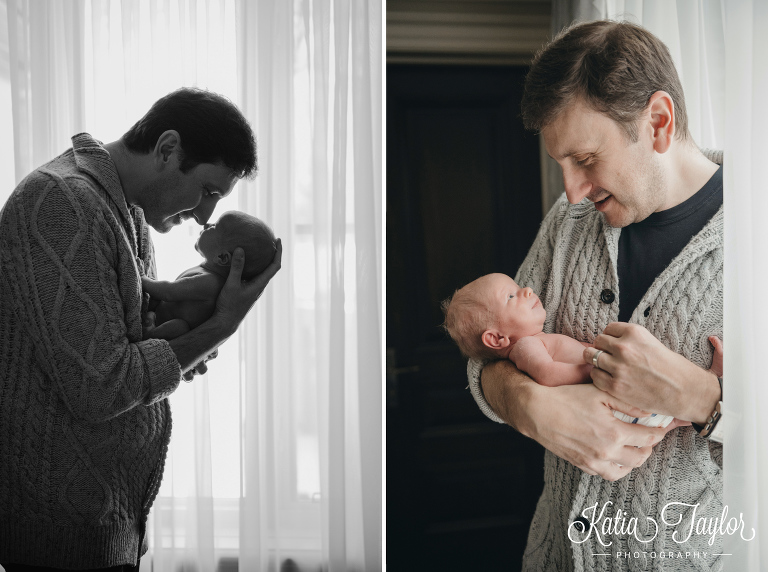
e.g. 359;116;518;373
0;134;182;568
468;151;723;572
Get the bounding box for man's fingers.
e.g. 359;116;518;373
582;459;634;481
601;321;630;338
227;247;246;284
601;392;651;419
255;238;282;282
584;346;615;373
617;444;654;466
621;424;669;448
600;463;634;482
664;418;691;431
195;361;208;375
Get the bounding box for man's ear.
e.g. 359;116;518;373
482;329;511;350
646;91;674;154
216;251;232;266
153;130;182;167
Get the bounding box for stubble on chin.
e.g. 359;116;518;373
607;157;665;228
148;215;175;234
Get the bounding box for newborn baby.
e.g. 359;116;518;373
442;273;722;428
442;273;593;386
142;211;277;340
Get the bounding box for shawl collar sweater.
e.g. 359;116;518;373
468;150;724;572
0;133;182;568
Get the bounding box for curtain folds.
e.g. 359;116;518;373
0;1;381;571
723;1;768;568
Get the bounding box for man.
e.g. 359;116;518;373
0;88;281;570
468;21;724;570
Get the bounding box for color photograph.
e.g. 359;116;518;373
386;1;766;571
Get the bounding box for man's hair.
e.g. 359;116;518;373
122;87;257;178
218;211;276;279
521;20;689;142
441;286;501;361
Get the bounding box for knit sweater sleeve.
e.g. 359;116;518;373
467;196;568;424
0;169;181;422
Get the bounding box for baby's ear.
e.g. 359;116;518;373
216;251;232;266
482;329;509;350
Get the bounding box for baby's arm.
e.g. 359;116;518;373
142;273;222;302
511;336;593;387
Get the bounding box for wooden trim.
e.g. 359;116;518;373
387;0;551;65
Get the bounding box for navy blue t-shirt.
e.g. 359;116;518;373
617;165;723;322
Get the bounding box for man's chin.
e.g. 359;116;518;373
149;219;176;234
150;215;184;234
601;205;635;228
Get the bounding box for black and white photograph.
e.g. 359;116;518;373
0;1;380;570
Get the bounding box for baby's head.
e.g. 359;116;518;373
441;273;546;360
195;211;277;279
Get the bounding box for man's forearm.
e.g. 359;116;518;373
480;357;675;481
481;360;538;436
168;316;234;373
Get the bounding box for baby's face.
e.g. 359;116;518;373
480;274;546;339
195;212;236;263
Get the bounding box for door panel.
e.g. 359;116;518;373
387;65;547;571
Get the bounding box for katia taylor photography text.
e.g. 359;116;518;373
568;502;756;547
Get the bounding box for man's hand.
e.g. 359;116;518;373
182;349;219;381
527;382;685;480
212;240;283;333
142;310;158;340
584;322;721;424
708;335;723;377
481;360;679;481
144;310;218;381
166;241;281;378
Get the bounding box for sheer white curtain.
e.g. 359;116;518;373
554;0;767;568
722;1;768;568
0;1;381;571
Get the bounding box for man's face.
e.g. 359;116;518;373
143;161;238;234
480;273;546;340
541;98;665;228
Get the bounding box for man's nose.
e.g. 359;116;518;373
192;199;217;225
562;167;592;204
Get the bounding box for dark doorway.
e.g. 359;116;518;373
386;65;546;571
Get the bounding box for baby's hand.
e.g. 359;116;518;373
708;335;723;378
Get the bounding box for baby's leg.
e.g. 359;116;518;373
151;318;191;341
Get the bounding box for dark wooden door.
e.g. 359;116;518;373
387;65;546;571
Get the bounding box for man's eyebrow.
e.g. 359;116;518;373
549;149;593;161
